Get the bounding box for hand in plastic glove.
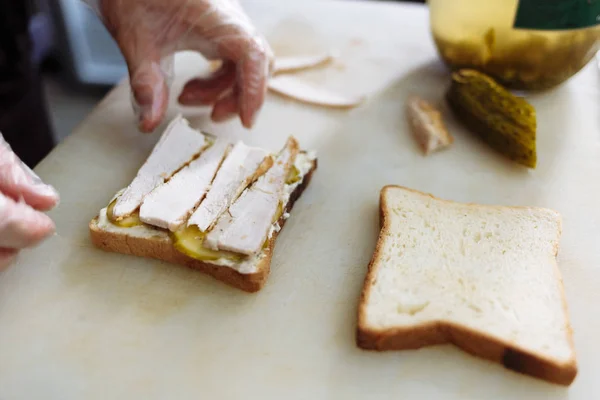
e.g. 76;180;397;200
0;134;59;270
98;0;273;132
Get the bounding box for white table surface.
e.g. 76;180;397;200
1;1;599;399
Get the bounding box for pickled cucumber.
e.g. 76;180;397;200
172;226;245;262
446;69;536;168
286;165;301;185
107;199;143;227
272;202;284;224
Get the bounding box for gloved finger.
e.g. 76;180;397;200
236;44;271;129
130;56;174;132
0;248;18;271
178;61;236;105
129;62;170;133
211;87;239;123
99;0;173;133
0;135;59;211
0;194;55;249
114;32;169;132
189;6;272;128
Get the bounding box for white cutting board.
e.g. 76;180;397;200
1;1;599;399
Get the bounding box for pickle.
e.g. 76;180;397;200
106;199;143;227
171;226;245;262
204;135;216;148
446;69;536;168
285;165;301;185
272;202;284;224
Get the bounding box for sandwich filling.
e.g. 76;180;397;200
96;117;315;274
138;138;231;232
111;115;210;219
203;137;299;255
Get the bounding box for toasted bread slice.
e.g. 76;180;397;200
89;158;317;293
357;185;577;386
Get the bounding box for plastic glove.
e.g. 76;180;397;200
0;134;59;270
97;0;273;132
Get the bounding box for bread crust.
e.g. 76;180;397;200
89;159;317;293
357;185;577;386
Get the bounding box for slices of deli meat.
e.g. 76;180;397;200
274;53;334;75
205;138;299;255
112;115;208;219
139;138;231;231
187;141;272;232
268;75;364;109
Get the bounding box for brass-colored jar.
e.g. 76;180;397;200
428;0;600;90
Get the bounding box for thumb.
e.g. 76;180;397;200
129;61;170;133
116;32;170;133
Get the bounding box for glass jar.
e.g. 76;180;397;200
428;0;600;90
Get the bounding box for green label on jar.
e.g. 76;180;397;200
514;0;600;30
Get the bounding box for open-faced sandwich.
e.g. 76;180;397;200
89;115;317;292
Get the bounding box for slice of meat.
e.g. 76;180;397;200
274;53;334;75
139;138;231;231
187;141;272;232
268;76;364;109
205;137;299;255
112;115;208;218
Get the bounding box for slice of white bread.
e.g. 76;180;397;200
357;186;577;386
89;157;317;293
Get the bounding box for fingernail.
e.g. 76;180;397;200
247;110;260;129
135;84;154;108
139;114;155;133
138;94;160;133
31;183;60;201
